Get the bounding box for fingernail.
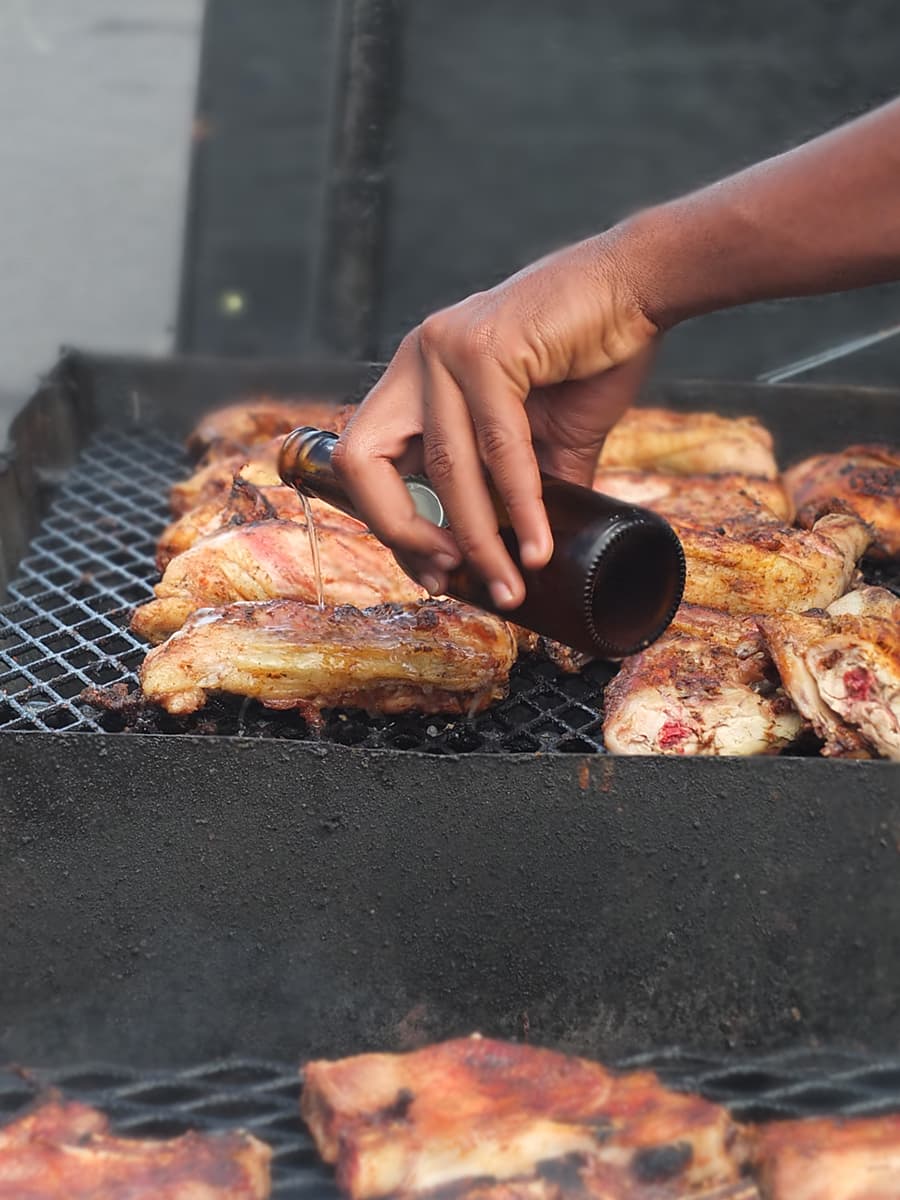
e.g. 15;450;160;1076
520;538;550;568
490;581;517;608
421;574;443;595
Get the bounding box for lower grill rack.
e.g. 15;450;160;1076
2;1051;900;1197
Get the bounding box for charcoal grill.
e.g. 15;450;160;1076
1;352;899;1192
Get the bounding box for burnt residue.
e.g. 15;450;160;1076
375;1086;414;1123
631;1140;693;1182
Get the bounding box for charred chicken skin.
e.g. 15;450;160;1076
140;599;517;721
598;408;779;479
156;478;364;571
758;585;900;760
593;469;792;524
673;512;872;616
186;397;351;461
602;605;802;756
301;1035;749;1200
133;519;424;644
783;443;900;559
0;1096;271;1198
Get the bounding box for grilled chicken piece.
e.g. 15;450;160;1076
593;468;792;523
603;605;802;756
598;408;778;479
751;1113;900;1200
186;396;350;460
0;1096;271;1198
784;443;900;559
301;1035;748;1200
169;437;285;516
156;478;364;571
675;513;872;615
140;599;516;721
757;585;900;760
133;519;424;644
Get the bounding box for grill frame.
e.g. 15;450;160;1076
0;349;898;1072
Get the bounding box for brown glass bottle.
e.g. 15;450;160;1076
279;427;685;658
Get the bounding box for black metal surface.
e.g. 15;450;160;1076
3;1051;900;1199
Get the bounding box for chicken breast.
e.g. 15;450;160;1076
593;469;792;523
169;437;285;516
301;1035;748;1200
133;518;424;644
602;606;802;756
784;444;900;559
186;396;350;460
674;513;872;615
751;1113;900;1200
156;478;363;571
757;585;900;759
0;1096;271;1199
140;599;517;721
598;408;778;479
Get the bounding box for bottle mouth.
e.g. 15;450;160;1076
584;518;686;658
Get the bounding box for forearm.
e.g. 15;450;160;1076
612;97;900;329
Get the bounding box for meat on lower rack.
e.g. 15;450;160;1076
0;1095;270;1199
758;584;900;760
673;512;872;615
185;396;351;461
598;408;779;479
132;518;425;644
301;1034;753;1200
593;468;793;523
783;443;900;559
602;605;803;756
139;599;517;721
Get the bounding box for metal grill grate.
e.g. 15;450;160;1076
2;1051;900;1197
0;431;615;750
0;431;896;748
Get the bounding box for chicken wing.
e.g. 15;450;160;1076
602;605;802;756
598;408;778;478
156;478;363;571
593;468;792;523
757;585;900;759
674;512;872;615
133;519;425;644
784;443;900;559
169;437;285;516
186;396;351;460
0;1096;271;1199
301;1035;748;1200
140;599;517;721
751;1113;900;1200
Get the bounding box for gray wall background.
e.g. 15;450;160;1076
0;0;202;424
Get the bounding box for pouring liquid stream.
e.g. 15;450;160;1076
298;492;325;609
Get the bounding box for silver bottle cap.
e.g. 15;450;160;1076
405;478;448;528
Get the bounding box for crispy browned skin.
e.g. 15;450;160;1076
301;1035;747;1200
757;585;900;760
602;605;802;756
170;437;285;516
598;408;778;478
156;478;364;571
186;397;350;461
673;512;872;615
784;443;900;559
140;599;516;721
593;468;792;523
0;1097;271;1198
133;518;425;644
750;1113;900;1200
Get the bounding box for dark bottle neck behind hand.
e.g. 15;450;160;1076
279;427;685;658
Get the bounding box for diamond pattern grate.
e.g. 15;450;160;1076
1;1051;899;1197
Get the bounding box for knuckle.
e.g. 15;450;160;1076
476;419;523;464
417;314;451;358
459;319;500;363
423;437;456;484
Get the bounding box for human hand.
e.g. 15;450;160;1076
332;233;659;608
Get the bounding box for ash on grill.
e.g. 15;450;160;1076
2;1050;900;1199
0;431;896;750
